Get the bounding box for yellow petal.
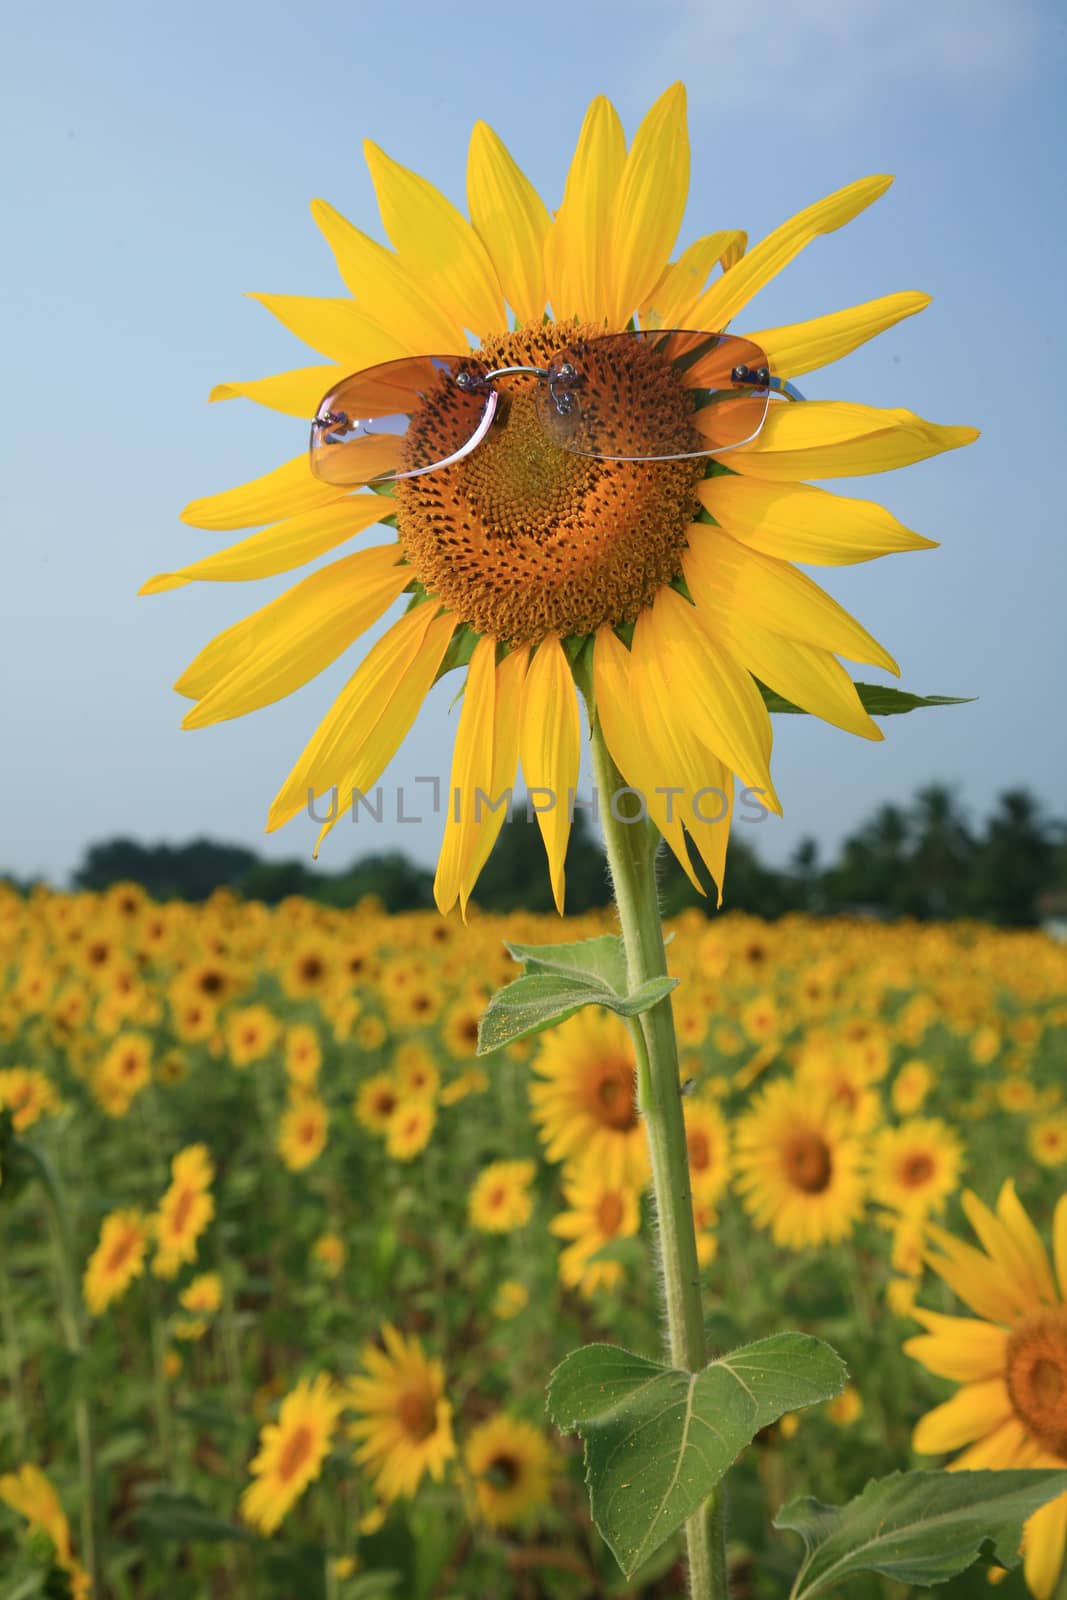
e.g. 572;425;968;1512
1054;1194;1067;1303
1023;1489;1067;1600
725;401;980;481
924;1229;1028;1323
544;95;626;325
693;598;882;741
141;497;388;593
689;175;894;330
912;1379;1013;1455
267;604;454;833
641;587;779;807
743;291;931;379
209;365;343;418
466;123;551;327
310;199;466;351
180;547;409;728
639;231;748;328
246;292;411;367
994;1180;1059;1304
181;452;344;533
519;637;580;914
904;1310;1010;1382
435;637;496;917
593;626;702;892
363;141;505;339
459;646;528;916
948;1416;1028;1471
684;524;898;673
698;475;937;565
605;83;689;330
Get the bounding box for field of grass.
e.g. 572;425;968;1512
1;882;1065;1598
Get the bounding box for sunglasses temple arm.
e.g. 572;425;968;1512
769;375;806;403
394;389;500;481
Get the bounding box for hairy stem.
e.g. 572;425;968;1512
589;721;728;1600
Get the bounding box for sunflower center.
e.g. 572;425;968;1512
1006;1309;1067;1457
597;1192;625;1235
276;1424;315;1484
586;1059;639;1131
486;1451;521;1488
395;320;704;644
898;1153;936;1187
782;1133;833;1195
396;1387;437;1443
688;1131;711;1172
104;1227;140;1275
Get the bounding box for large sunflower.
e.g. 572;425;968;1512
905;1183;1067;1599
145;85;975;912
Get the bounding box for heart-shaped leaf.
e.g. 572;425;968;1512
777;1468;1067;1598
477;971;677;1054
548;1334;846;1578
505;934;629;990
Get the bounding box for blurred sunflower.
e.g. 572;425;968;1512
550;1163;641;1298
0;1465;91;1600
463;1414;555;1528
347;1325;455;1501
0;1067;59;1132
385;1098;436;1161
180;1271;223;1315
153;1144;215;1278
1030;1115;1067;1169
285;1022;323;1086
468;1159;536;1233
278;1095;329;1171
530;1009;649;1187
733;1077;866;1250
354;1072;399;1133
84;1208;149;1314
683;1097;731;1205
225;1003;280;1067
867;1116;964;1218
145;84;974;914
905;1184;1067;1600
240;1373;343;1535
891;1058;933;1115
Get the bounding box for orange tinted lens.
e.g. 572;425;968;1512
536;330;771;460
310;354;491;485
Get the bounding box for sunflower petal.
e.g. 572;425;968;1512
209;365;343;418
724;400;979;481
363;141;505;339
593;626;703;892
994;1180;1059;1305
310;199;466;351
642;587;779;808
912;1379;1013;1455
948;1417;1028;1472
181;453;344;533
924;1228;1029;1323
904;1310;1010;1382
640;231;748;328
1023;1488;1067;1600
606;82;689;330
519;637;580;915
689;175;893;330
467;122;551;327
180;547;409;727
246;293;411;368
743;291;931;379
684;523;898;673
142;497;388;593
1055;1194;1067;1303
267;605;454;834
698;475;937;565
459;646;527;916
544;95;626;325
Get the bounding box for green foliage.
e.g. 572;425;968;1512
478;933;677;1052
548;1335;847;1578
777;1469;1067;1597
760;683;975;717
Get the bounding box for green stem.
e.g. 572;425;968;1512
150;1309;177;1480
31;1147;99;1596
0;1253;28;1455
589;720;728;1600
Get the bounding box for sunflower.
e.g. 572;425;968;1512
0;1067;59;1132
278;1095;329;1171
905;1183;1067;1600
225;1003;280;1067
867;1117;964;1218
492;1279;529;1320
240;1373;343;1535
683;1098;731;1205
144;85;974;914
285;1022;323;1086
463;1414;555;1528
152;1144;215;1278
529;1009;649;1187
468;1159;536;1233
354;1072;400;1133
891;1058;933;1115
312;1231;346;1277
733;1077;866;1250
179;1271;223;1314
0;1465;91;1600
393;1043;440;1100
1030;1115;1067;1169
347;1324;455;1501
549;1162;642;1299
385;1098;436;1162
83;1207;149;1314
92;1030;153;1116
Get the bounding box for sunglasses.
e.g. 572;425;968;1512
308;328;806;488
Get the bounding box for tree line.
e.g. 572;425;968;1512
5;785;1064;926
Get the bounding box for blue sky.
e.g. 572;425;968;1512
2;0;1065;885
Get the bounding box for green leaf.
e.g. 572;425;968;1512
777;1469;1067;1599
548;1334;846;1579
505;934;629;990
760;682;975;717
135;1491;257;1545
477;971;677;1054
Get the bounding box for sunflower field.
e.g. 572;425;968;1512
1;879;1065;1598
